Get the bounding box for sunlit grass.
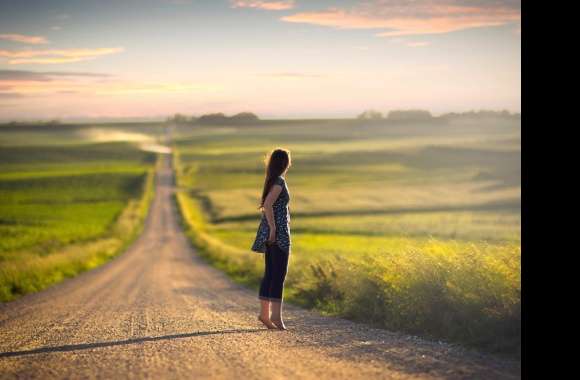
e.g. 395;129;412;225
215;210;520;243
176;190;520;355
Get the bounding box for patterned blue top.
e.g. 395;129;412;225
251;176;291;253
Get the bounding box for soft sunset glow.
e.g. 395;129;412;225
0;0;521;121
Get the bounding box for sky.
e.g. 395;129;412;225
0;0;521;120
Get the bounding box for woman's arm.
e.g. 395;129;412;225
263;184;282;242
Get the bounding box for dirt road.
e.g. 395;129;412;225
0;154;520;379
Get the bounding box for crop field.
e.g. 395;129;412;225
172;117;521;356
0;123;161;301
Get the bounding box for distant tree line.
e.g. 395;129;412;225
357;109;520;122
1;119;61;127
166;112;259;125
438;110;520;120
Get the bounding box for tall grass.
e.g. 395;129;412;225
175;188;520;355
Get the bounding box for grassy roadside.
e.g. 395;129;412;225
0;156;158;302
172;149;262;285
172;148;520;358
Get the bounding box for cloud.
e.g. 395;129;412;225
93;82;208;95
0;74;217;98
0;70;111;82
6;57;94;64
0;47;124;64
0;66;212;98
0;70;114;98
231;0;295;11
281;0;520;37
0;91;25;98
0;34;49;45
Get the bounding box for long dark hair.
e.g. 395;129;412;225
260;148;291;209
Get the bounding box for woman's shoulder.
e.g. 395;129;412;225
275;176;286;186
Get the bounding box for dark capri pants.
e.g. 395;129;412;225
259;242;290;301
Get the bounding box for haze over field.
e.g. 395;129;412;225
0;0;520;121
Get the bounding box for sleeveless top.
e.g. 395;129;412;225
251;176;291;253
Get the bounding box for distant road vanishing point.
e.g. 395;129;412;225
0;154;520;379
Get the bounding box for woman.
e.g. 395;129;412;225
251;148;291;330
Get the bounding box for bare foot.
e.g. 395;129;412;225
257;315;277;329
271;319;287;330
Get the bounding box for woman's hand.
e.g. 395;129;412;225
263;184;282;245
268;227;276;243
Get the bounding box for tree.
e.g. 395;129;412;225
197;112;260;125
229;112;259;124
167;113;191;124
197;113;229;125
167;112;261;126
439;110;520;120
357;110;383;120
386;109;433;121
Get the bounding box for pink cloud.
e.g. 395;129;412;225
281;1;520;37
231;0;294;11
0;47;124;65
0;33;49;45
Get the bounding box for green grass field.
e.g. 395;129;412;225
0;124;161;301
172;117;521;356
